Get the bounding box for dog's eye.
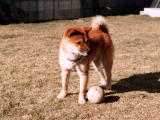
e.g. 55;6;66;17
77;41;81;45
85;40;89;45
86;40;89;44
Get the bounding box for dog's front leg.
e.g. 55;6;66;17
57;69;70;99
76;65;89;104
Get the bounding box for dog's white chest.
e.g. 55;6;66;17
60;57;75;70
59;51;76;70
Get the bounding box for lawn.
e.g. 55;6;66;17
0;15;160;120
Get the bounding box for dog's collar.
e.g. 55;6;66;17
67;56;82;62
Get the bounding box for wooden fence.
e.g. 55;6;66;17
0;0;94;22
0;0;153;23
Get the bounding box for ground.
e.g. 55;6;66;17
0;15;160;120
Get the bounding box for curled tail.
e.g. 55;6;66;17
91;16;109;33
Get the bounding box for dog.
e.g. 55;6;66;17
57;16;114;104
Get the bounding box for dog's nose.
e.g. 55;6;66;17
87;50;91;56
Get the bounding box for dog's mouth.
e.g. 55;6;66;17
67;51;91;62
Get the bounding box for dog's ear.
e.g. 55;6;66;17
70;30;84;37
65;28;83;37
84;27;92;34
84;27;91;38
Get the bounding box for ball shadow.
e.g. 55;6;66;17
103;95;120;104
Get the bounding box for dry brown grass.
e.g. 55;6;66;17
0;15;160;120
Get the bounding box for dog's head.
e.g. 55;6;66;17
63;27;92;59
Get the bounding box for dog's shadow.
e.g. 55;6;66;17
102;72;160;103
112;72;160;93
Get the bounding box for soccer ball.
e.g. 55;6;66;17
87;86;105;103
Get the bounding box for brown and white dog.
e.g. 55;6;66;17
57;16;114;104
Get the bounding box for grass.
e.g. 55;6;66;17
0;15;160;120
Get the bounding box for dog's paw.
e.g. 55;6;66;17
101;82;112;91
106;84;112;90
101;80;107;87
57;91;67;99
78;96;86;104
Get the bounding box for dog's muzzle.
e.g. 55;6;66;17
87;50;92;56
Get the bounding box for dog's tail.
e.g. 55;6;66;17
91;16;108;33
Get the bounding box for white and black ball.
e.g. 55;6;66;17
87;86;105;103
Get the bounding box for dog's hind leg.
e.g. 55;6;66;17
92;57;106;87
102;47;114;90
